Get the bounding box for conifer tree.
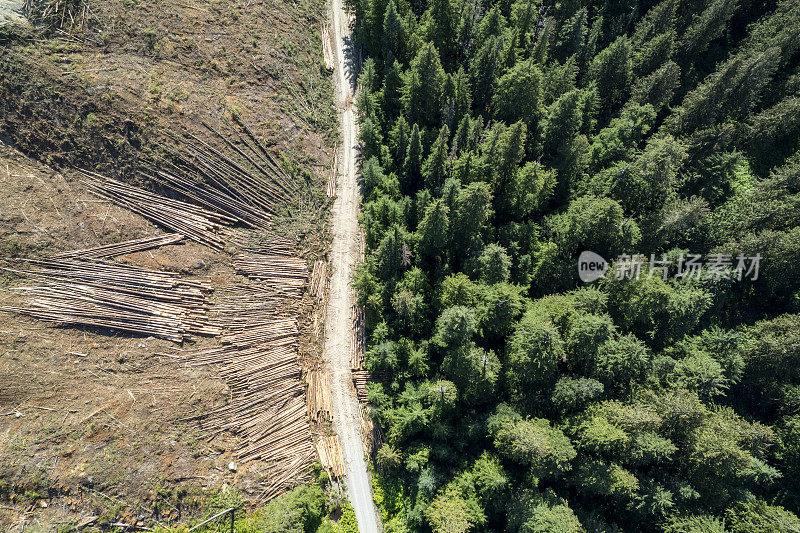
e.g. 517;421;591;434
417;198;450;265
381;0;406;65
381;60;405;123
388;116;411;172
423;125;450;190
491;58;542;133
401;123;424;194
423;0;458;67
403;43;447;127
588;36;633;122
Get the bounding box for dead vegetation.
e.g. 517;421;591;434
23;0;90;31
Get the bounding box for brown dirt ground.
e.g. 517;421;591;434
0;0;335;529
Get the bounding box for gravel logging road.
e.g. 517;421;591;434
325;0;382;531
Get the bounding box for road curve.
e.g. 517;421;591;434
325;0;383;531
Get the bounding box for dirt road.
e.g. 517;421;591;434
325;0;382;531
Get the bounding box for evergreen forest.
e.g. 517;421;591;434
346;0;800;531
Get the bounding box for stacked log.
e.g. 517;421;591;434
233;254;307;295
309;260;326;302
327;148;337;198
314;434;344;478
149;117;296;232
221;228;295;256
321;25;334;72
0;258;216;341
359;404;384;458
352;370;370;402
55;233;184;259
349;305;365;371
305;363;332;423
80;170;232;249
207;285;283;330
185;297;316;501
312;307;324;343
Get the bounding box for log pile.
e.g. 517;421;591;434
314;434;344;478
233;254;307;295
305;363;332;423
0;258;217;342
222;228;295;256
349;229;372;403
308;260;327;302
327;148;337;198
352;370;370;402
350;304;365;371
359;404;384;457
312;306;324;342
321;24;334;72
80;170;233;249
147;118;296;231
207;285;283;330
186;317;316;499
55;233;185;259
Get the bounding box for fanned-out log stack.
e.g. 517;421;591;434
145;118;298;231
80;170;233;249
185;317;317;501
222;228;295;256
0;258;217;342
54;233;185;259
207;285;283;331
309;260;327;303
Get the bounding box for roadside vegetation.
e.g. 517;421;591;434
348;0;800;531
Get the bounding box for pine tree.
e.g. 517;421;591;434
456;0;479;61
451;181;493;263
678;0;741;64
579;15;602;78
630;0;677;78
381;1;406;65
402;43;446;127
511;0;537;49
630;60;681;112
470;35;504;112
588;36;633;122
401;123;423;194
476;5;507;46
417;198;450;264
542;56;578;105
493;121;527;220
442;68;471;130
423;0;458;67
422;125;450;190
531;17;555;65
542;89;583;158
376;225;408;280
491;58;542;133
551;7;587;62
360;117;383;162
381;60;405;123
665;47;781;135
388;116;411;172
